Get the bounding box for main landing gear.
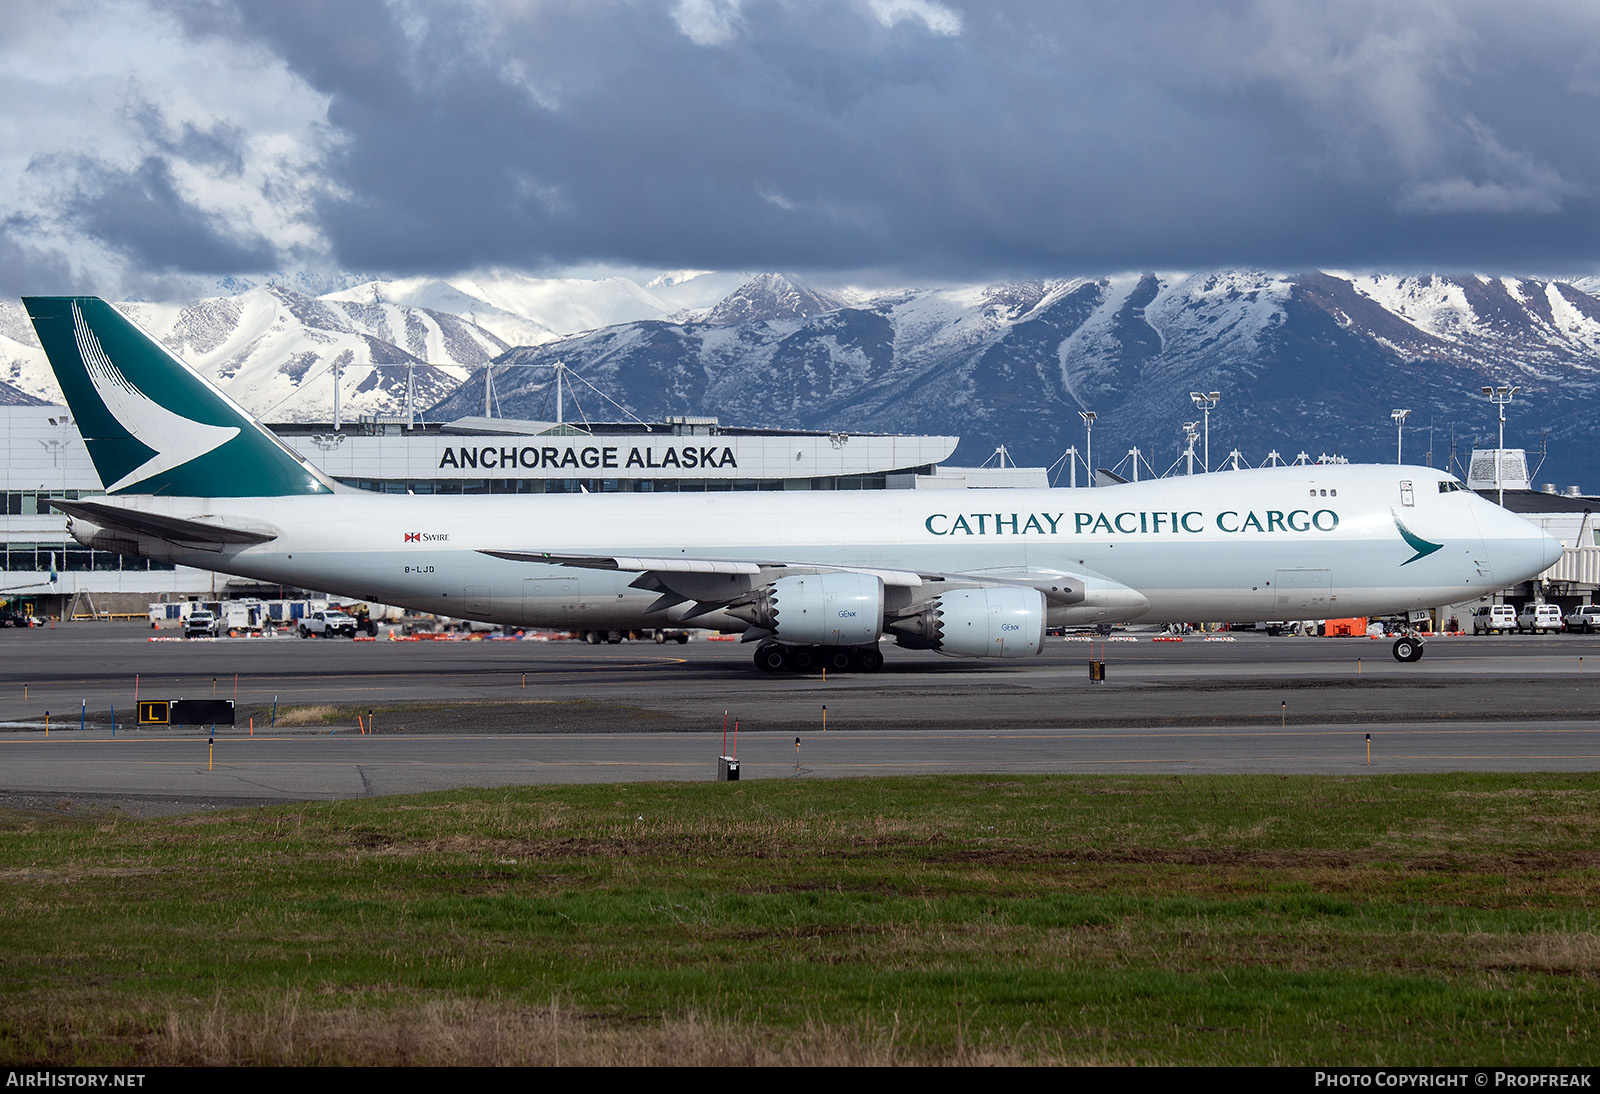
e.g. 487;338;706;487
754;641;884;673
1391;635;1425;663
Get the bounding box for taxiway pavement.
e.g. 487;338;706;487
1;624;1596;811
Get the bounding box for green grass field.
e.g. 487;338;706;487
1;773;1596;1065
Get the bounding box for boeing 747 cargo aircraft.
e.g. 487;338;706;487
24;297;1561;669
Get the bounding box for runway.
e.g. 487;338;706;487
2;623;1597;811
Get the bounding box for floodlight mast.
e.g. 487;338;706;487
1189;391;1220;471
1391;408;1411;465
1480;384;1519;505
1079;410;1096;487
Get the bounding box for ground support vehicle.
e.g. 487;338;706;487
299;610;359;638
1565;605;1600;634
184;610;219;638
1472;605;1516;634
1517;603;1564;634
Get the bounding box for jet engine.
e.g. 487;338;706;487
725;572;884;645
888;586;1046;658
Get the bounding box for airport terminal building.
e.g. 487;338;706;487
270;415;971;495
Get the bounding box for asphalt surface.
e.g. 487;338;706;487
1;623;1597;812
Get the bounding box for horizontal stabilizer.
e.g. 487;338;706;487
48;499;278;546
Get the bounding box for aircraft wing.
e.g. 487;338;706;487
482;549;927;585
479;549;1091;621
47;499;279;548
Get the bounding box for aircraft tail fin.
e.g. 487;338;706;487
22;296;338;497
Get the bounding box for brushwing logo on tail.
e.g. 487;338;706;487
71;302;239;493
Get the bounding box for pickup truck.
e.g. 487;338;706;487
184;610;219;638
298;610;358;638
1566;605;1600;634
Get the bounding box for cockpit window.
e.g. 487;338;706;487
1438;480;1465;493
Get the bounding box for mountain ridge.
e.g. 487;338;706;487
2;269;1598;487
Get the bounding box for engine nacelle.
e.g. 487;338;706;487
889;586;1045;658
726;572;884;645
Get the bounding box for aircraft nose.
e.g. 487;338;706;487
1540;528;1564;570
1476;500;1564;584
1508;524;1563;583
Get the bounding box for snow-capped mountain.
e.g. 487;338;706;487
5;268;1600;488
702;272;850;325
329;268;754;338
0;286;503;420
432;270;1600;488
322;277;559;348
0;301;51;405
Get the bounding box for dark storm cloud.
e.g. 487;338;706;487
57;153;277;273
128;100;250;178
0;214;82;297
157;0;1600;276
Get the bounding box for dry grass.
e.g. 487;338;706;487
40;996;1041;1066
270;705;344;727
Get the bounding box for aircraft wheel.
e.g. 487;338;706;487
654;631;666;644
755;643;788;672
788;646;816;672
855;648;884;673
584;630;601;645
1392;637;1424;663
825;648;853;672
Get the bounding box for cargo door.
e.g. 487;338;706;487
463;585;492;618
1273;568;1332;615
522;576;577;625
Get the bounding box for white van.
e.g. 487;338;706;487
1517;603;1564;634
1471;605;1516;635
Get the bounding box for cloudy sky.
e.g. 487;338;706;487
2;0;1598;297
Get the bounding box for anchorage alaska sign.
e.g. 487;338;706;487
281;430;958;483
438;442;739;472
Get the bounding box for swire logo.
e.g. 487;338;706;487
405;532;420;542
403;531;450;542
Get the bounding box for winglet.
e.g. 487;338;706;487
22;296;338;497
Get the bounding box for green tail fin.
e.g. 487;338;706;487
23;296;336;497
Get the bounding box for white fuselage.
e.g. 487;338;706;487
75;464;1560;630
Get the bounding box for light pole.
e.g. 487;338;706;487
1190;391;1220;471
1079;411;1096;487
1480;384;1518;505
1183;421;1199;475
1391;408;1411;465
